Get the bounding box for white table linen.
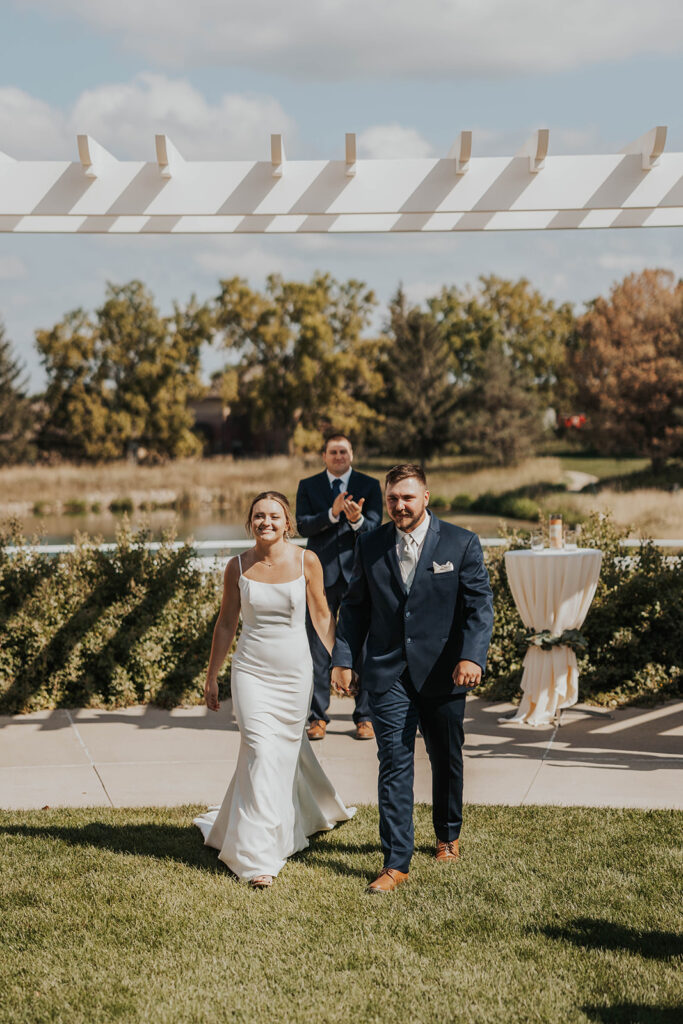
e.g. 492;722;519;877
503;549;603;726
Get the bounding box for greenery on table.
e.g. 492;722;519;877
0;804;680;1024
1;513;680;714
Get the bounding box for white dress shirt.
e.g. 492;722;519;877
395;513;430;589
327;468;364;530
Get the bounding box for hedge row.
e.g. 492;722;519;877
1;515;680;714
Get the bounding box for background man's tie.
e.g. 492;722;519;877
401;534;419;591
331;478;343;498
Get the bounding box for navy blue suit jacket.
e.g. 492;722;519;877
296;469;383;588
333;512;494;695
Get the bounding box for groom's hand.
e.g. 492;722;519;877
452;660;482;688
331;666;353;696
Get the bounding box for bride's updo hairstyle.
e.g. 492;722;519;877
245;491;296;539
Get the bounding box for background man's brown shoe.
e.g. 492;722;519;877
307;720;327;740
355;721;375;740
435;839;460;862
366;868;409;894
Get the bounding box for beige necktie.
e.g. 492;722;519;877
401;533;419;591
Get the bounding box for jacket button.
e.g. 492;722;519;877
405;611;411;618
406;637;412;644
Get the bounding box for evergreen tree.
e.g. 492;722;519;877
0;319;34;465
377;289;460;465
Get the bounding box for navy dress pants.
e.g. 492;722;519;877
368;672;466;873
306;577;371;725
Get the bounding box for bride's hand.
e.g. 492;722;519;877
204;678;220;712
331;667;353;696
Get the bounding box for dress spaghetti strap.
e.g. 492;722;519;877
300;548;305;575
237;553;243;576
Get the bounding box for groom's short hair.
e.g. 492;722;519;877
385;463;427;488
322;432;352;452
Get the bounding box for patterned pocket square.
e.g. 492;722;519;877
432;561;454;574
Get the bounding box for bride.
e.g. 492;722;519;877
194;490;355;888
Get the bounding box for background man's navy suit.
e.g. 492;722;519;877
296;468;383;724
333;511;494;870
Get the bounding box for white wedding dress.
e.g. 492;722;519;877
194;550;355;881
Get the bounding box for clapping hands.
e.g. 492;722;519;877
331;491;365;524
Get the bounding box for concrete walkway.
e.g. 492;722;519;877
0;697;681;811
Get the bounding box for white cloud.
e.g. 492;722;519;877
358;124;434;159
0;75;294;160
70;74;294;158
0;88;69;158
23;0;683;78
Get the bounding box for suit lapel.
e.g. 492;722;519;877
383;525;405;593
409;512;441;595
313;470;333;509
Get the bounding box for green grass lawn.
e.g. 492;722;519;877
1;805;681;1024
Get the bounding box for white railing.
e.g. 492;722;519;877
4;537;681;557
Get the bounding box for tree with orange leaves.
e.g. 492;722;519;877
572;269;683;472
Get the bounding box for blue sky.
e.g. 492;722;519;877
1;0;682;389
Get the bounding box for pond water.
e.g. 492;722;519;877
14;508;535;545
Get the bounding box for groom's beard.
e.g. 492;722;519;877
390;507;426;532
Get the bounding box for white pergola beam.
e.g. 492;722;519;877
76;135;116;179
447;130;472;175
517;128;549;173
345;133;357;177
155;134;184;179
621;125;667;171
0;128;680;232
271;134;285;178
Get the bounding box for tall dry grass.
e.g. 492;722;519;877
1;456;680;537
562;488;683;539
0;455;565;514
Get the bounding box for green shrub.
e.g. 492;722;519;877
64;499;88;516
32;501;46;517
1;515;680;714
109;497;135;514
0;521;229;714
451;493;474;512
480;513;683;707
498;495;540;521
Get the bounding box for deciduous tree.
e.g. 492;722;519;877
572;269;683;471
36;282;212;460
214;273;382;452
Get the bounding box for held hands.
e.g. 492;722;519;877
331;667;359;697
204;678;220;712
452;660;482;689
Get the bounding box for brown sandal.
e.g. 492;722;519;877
249;875;273;889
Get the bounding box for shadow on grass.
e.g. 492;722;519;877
582;1005;682;1023
0;821;227;874
542;917;683;961
0;819;374;879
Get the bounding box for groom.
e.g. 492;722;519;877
331;464;493;893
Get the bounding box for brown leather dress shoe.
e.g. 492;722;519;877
355;721;375;740
435;839;460;862
307;719;327;740
366;868;409;894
